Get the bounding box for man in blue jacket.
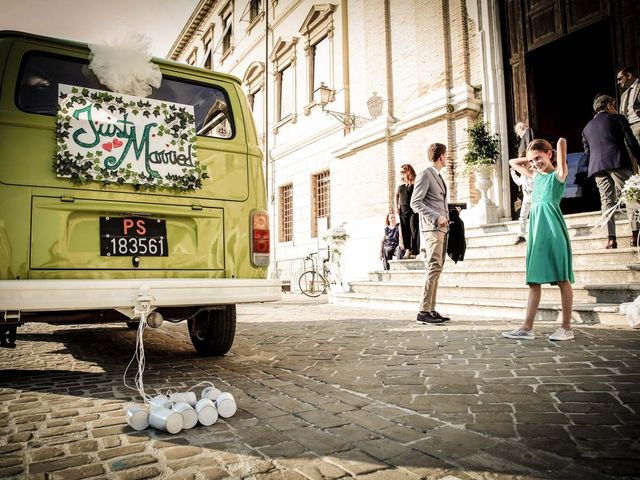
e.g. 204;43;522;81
582;94;640;248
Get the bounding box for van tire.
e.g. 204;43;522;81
188;305;236;357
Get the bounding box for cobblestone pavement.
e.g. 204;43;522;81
1;294;639;480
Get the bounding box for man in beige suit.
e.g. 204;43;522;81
410;143;450;324
617;66;640;173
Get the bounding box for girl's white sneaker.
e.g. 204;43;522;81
549;328;574;341
501;328;535;340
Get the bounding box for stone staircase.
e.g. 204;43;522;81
333;211;639;326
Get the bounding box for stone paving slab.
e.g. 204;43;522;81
0;293;639;479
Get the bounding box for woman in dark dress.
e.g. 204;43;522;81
380;213;399;270
395;164;419;258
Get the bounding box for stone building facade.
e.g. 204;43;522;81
168;0;507;286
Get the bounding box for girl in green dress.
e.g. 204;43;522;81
503;138;575;341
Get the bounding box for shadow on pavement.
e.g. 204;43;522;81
1;317;639;479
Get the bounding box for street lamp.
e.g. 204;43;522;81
315;82;371;128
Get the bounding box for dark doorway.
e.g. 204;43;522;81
527;20;615;153
525;19;615;213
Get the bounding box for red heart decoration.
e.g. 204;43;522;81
113;138;123;148
102;142;113;152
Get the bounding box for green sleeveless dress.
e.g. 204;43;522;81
525;171;574;285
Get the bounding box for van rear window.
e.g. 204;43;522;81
16;52;234;139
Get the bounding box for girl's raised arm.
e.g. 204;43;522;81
509;157;534;179
555;137;568;182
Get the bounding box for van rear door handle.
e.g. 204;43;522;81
191;204;203;210
60;195;75;203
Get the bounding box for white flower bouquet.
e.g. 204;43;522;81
323;224;350;245
622;174;640;209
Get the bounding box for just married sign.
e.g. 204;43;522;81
54;84;208;191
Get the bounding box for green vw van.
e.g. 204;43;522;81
0;31;280;355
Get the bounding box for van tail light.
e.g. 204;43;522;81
251;211;270;267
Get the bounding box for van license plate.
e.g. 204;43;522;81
100;217;168;257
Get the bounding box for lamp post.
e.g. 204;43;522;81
315;83;371;128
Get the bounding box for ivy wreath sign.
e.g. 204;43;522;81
54;85;209;192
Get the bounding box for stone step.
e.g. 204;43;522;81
345;211;637;326
349;281;640;304
369;266;639;285
331;293;628;326
465;221;632;248
390;247;638;271
464;210;633;237
463;237;637;257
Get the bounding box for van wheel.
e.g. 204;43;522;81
188;305;236;357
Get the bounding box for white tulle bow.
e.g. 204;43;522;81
89;34;162;98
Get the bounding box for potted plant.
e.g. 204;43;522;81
464;120;500;169
463;120;501;206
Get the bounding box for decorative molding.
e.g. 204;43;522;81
299;4;337;38
332;86;482;159
303;100;319;115
243;61;266;87
270;36;299;65
273;114;294;134
246;11;265;34
219;46;234;65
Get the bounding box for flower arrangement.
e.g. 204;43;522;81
622;174;640;208
323;224;350;245
463;120;501;169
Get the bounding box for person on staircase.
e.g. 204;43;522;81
503;138;575;341
510;165;534;245
396;164;419;259
515;121;534;158
410;143;450;324
617;66;640;173
380;212;400;271
581;94;640;249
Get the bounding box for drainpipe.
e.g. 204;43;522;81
384;0;396;212
264;1;275;263
341;1;351;136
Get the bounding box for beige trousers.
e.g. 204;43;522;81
419;230;447;312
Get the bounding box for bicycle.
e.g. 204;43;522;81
298;252;330;297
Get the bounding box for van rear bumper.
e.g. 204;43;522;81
0;278;282;313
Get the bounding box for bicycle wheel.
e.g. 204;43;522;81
298;271;327;297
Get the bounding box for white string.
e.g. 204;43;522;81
187;381;215;393
123;312;152;405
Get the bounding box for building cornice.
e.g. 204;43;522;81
332;86;482;159
167;0;217;60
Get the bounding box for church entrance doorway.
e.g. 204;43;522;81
526;19;614;213
500;0;640;216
